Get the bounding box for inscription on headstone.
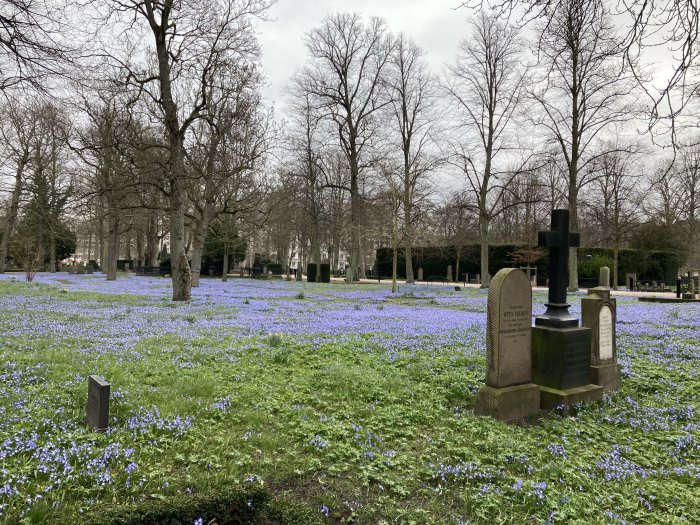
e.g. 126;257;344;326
598;305;613;360
86;375;110;431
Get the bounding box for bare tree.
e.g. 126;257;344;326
585;143;643;289
299;13;393;282
94;0;272;300
0;101;35;272
385;33;439;284
529;0;637;290
445;12;528;287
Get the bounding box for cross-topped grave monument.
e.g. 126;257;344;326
531;209;603;409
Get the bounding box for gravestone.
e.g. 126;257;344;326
86;375;110;431
76;262;86;274
68;264;76;274
581;266;621;393
417;267;424;281
124;262;131;272
626;273;637;291
87;263;94;274
531;209;603;409
474;268;540;421
446;265;453;282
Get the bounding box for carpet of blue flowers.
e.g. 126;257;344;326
0;273;698;524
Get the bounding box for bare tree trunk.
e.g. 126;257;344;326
479;213;490;288
146;210;159;267
49;234;56;272
0;153;28;273
190;215;210;288
106;205;119;281
222;248;229;282
568;181;579;291
392;244;398;293
169;174;192;301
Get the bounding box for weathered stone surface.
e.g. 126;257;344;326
86;375;110;431
446;265;453;282
532;326;592;391
539;384;603;410
591;363;621;393
486;268;533;388
474;383;540;421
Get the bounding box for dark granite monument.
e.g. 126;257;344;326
474;268;540;421
582;266;621;393
531;209;603;409
86;375;110;431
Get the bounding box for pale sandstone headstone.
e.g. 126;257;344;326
581;266;620;393
474;268;539;421
485;268;533;387
417;267;424;281
446;265;453;282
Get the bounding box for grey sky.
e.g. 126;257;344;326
257;0;470;112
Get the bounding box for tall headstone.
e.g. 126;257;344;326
87;262;94;274
446;265;453;282
531;209;603;409
417;267;424;281
86;375;110;431
581;266;621;393
474;268;540;421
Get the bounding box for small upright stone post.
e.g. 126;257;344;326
446;265;453;282
581;266;621;393
86;375;110;431
474;268;540;421
417;267;424;281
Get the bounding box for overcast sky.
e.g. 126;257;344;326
256;0;471;113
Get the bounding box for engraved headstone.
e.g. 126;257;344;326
581;266;620;392
86;375;110;431
474;268;539;421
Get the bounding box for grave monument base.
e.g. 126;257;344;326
474;383;540;422
590;363;621;393
532;325;592;390
539;384;603;410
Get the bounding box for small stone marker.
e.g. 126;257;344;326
581;266;621;393
474;268;540;421
446;265;453;282
87;263;94;274
76;262;86;275
86;375;110;431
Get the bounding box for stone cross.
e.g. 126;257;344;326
536;209;580;328
538;209;580;306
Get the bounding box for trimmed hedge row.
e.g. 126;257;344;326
376;245;680;284
72;485;321;525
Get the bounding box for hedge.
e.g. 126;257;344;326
376;245;680;284
71;485;321;525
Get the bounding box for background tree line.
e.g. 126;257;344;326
0;0;699;298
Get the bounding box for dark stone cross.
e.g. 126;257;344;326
536;209;580;328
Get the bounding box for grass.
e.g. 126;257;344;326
0;273;699;524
